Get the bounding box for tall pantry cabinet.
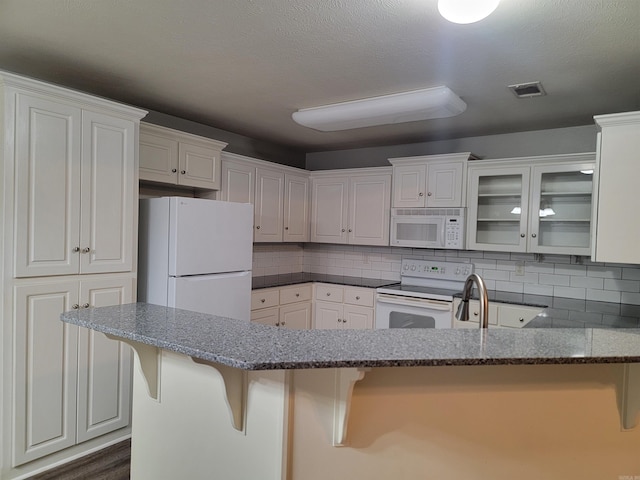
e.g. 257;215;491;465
0;71;146;479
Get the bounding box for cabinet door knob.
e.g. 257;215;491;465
72;246;80;253
82;303;90;309
341;229;345;232
285;227;289;230
473;311;478;316
342;319;347;324
355;296;360;300
180;170;186;174
295;293;300;297
72;304;80;309
531;233;537;238
326;292;331;296
337;319;342;323
418;192;424;197
82;247;91;254
256;226;261;230
519;317;524;322
348;229;352;232
171;168;177;173
427;192;432;196
520;233;525;238
275;322;280;326
281;321;286;326
261;299;266;303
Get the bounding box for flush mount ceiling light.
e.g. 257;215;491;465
438;0;500;24
292;86;466;132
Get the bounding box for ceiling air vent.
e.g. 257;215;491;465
508;81;546;98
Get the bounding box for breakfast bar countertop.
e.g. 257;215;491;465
61;302;640;371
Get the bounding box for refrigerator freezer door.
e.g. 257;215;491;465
168;197;253;276
168;271;252;322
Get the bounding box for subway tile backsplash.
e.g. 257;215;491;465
252;243;640;305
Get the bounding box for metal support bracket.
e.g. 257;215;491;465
106;335;161;401
333;367;369;446
617;363;640;430
191;358;247;432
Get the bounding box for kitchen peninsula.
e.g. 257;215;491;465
62;303;640;480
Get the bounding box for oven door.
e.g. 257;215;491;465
375;294;453;329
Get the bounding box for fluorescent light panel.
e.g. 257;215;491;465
292;86;466;132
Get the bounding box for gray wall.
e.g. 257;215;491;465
305;125;598;170
144;110;306;169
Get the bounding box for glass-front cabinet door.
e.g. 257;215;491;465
467;166;530;252
528;163;594;255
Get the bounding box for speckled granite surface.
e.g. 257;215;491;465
61;302;640;371
251;272;397;290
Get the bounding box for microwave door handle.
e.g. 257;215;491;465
376;294;452;311
441;220;446;247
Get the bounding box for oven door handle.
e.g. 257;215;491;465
376;294;452;311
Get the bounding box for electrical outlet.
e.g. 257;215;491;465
515;261;525;276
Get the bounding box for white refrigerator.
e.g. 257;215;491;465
138;197;253;321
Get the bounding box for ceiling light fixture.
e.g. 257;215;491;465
292;86;466;132
438;0;500;24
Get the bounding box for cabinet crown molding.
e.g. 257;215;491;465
594;111;640;128
388;152;476;166
309;166;392;177
222;151;309;175
0;70;147;120
467;152;596;168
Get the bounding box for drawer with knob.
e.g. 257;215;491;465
343;287;374;307
279;284;312;305
251;288;279;310
314;284;344;303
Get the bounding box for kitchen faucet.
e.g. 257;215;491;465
455;273;489;328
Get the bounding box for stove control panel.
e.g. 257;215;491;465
400;259;473;281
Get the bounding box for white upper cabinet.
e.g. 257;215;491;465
139;123;227;190
284;173;310;242
220;152;309;243
389;153;472;208
310;168;392;246
254;167;284;242
467;154;595;254
592;111;640;264
14;93;139;277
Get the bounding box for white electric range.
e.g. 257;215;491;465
375;259;473;329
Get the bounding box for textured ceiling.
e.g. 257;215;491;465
0;0;638;151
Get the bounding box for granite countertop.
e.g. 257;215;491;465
251;272;397;290
61;302;640;371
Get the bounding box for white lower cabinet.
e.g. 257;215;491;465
452;298;543;329
313;284;375;330
251;284;312;329
13;275;133;466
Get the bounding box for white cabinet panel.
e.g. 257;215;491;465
77;277;133;442
342;304;374;330
279;302;311;329
284;173;310;242
310;176;349;243
220;159;255;204
392;164;427;208
349;174;391;246
139;131;178;184
390;154;470;208
254;168;284;242
313;301;343;329
311;170;391;246
80;111;135;274
14;94;82;278
13;281;80;465
251;306;280;326
139;123;227;190
592;112;640;263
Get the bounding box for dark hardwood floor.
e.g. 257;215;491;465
30;440;130;480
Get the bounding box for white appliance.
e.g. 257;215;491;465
375;259;473;329
138;197;254;321
390;207;465;249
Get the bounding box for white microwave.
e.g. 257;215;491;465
390;208;465;249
